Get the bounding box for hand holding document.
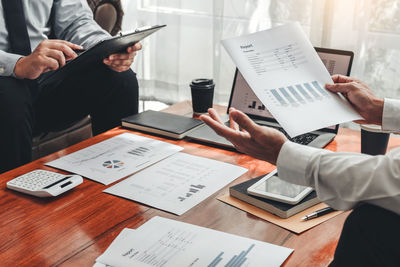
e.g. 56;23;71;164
95;216;293;267
46;133;183;185
222;22;361;137
104;152;247;215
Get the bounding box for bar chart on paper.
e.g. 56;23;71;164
210;244;256;267
267;80;329;107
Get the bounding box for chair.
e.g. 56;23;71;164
87;0;124;36
32;0;124;160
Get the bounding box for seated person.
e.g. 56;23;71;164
201;75;400;266
0;0;141;173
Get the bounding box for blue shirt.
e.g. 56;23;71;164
0;0;110;76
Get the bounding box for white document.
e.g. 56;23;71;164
93;230;134;267
46;133;183;185
222;22;361;137
103;152;247;215
95;216;293;267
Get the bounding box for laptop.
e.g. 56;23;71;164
187;47;354;149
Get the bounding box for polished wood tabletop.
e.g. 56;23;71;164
1;100;399;267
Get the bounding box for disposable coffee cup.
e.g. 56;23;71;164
360;124;390;155
190;79;215;115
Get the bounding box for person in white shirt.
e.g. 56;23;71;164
201;74;400;266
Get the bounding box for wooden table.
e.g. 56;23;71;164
1;100;399;266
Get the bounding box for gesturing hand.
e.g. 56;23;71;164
326;75;384;125
103;43;142;72
200;108;288;165
14;40;82;80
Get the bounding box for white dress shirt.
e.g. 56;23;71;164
0;0;110;76
277;98;400;215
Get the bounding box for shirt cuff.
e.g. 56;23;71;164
276;141;321;186
382;98;400;132
0;51;22;77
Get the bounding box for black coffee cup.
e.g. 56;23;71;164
360;125;390;155
190;79;215;114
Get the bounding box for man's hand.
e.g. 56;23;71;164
326;75;384;125
14;40;82;80
200;108;287;165
103;43;142;72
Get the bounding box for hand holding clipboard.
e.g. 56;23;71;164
38;25;166;88
103;42;142;72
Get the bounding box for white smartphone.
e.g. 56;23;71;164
247;169;313;204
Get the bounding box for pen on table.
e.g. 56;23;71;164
302;207;335;221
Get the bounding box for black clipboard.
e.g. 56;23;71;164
38;25;166;88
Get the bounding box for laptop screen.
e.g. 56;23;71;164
228;47;354;132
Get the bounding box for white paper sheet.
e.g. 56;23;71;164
46;133;183;185
103;152;247;215
93;230;134;267
222;22;361;137
95;216;293;267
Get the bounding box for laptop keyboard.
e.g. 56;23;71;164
271;126;318;145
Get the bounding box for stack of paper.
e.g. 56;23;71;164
95;216;293;267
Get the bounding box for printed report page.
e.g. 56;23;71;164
222;22;361;137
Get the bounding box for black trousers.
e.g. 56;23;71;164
0;64;138;173
330;204;400;267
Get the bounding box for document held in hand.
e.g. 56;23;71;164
222;22;361;137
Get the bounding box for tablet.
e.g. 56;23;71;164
39;25;166;88
247;169;313;204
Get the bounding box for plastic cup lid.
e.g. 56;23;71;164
191;79;214;86
360;124;391;133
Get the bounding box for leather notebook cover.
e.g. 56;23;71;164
230;175;320;218
122;110;204;139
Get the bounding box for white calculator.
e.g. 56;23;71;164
6;169;83;197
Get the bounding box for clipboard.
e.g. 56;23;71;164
38;24;166;88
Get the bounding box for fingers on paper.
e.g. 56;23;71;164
325;82;360;95
330;74;358;84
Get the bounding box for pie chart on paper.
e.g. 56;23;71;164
103;160;124;169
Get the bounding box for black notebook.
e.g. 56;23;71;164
230;174;320;218
122;110;204;139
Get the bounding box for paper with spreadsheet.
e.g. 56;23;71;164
103;152;247;215
222;22;361;137
95;216;293;267
46;133;183;185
